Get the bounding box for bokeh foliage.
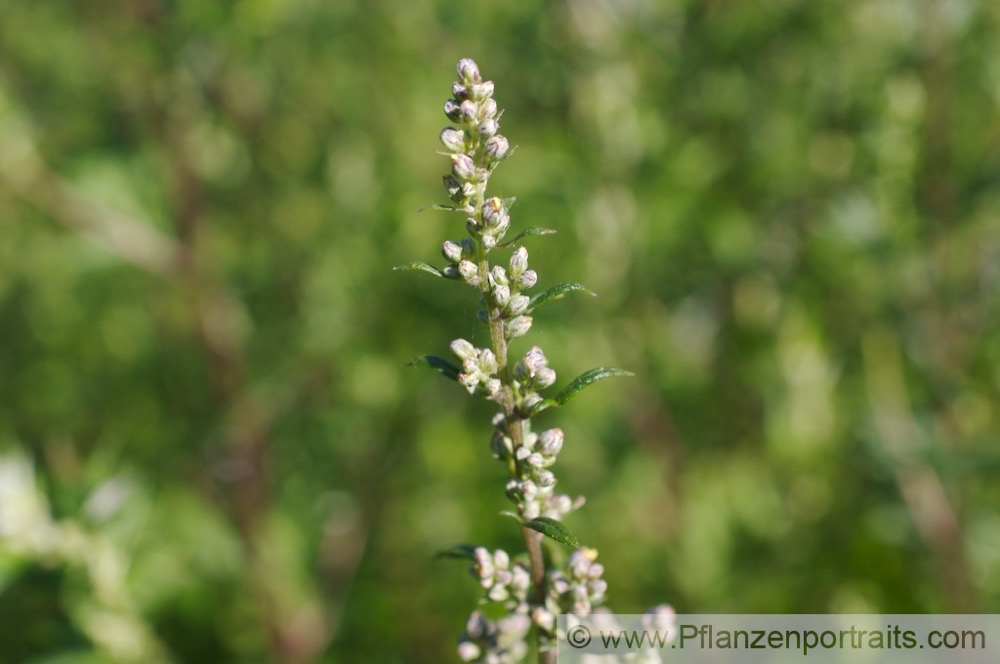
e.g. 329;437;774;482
1;1;999;662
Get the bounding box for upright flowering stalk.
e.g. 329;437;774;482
397;59;640;663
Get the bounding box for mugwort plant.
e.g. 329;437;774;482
397;58;670;663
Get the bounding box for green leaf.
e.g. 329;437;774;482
499;226;557;247
499;510;523;523
433;544;479;560
554;367;634;405
527;398;558;417
393;262;444;278
524;517;581;549
529;282;595;310
406;355;460;381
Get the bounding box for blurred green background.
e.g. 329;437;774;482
1;0;999;662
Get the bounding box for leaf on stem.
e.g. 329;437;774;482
529;282;595;310
393;262;445;277
554;367;634;405
433;544;479;560
524;517;582;549
406;355;461;381
499;226;557;248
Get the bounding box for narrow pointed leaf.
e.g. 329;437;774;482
500;510;523;523
433;544;479;561
529;282;595;310
524;517;581;549
407;355;460;381
555;368;634;405
500;226;557;248
393;262;444;278
527;398;558;417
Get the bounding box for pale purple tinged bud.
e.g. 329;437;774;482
509;247;529;277
481;98;498;119
478;118;499;138
452;82;469;100
490;265;509;286
481;234;496;250
493;549;510;569
451;153;477;180
516;269;538;290
534;367;556;388
492;283;511;306
521;480;538;499
515;446;530;461
523;347;548;373
539;428;564;456
444;98;462;122
485;378;502;397
442;240;463;263
479;349;498;374
528;452;545;467
459;100;478;124
456;58;481;84
506;315;532;338
468;80;494;101
459;373;478;394
537;470;556;488
457;260;479;285
457;642;480;662
440;127;466;152
507;294;530;316
450;338;476;360
482;197;508;226
521;393;542;410
485;135;509;160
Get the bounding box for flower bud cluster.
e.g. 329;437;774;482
441;238;479;285
451;339;501;397
470;547;531;605
456;609;530;664
547;547;608;616
512;346;555;411
440;58;509;213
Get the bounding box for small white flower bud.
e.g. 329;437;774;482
509;247;529;277
457;260;479;283
527;452;545;467
536;470;556;489
520;480;538;499
440;127;466;152
442;240;463;263
488;584;509;602
534;367;556;389
442;264;460;279
481;98;498;119
456;58;481;84
467;80;494;101
482;234;497;250
589;563;605;579
521;393;542;410
478;349;498;374
516;269;537;290
443;175;463;201
478;118;499;138
466;610;490;638
484;378;502;396
444;98;462;122
459;99;478;124
532;607;556;632
490;266;509;288
457;642;480;662
492;283;510;306
515;446;530;461
461;356;478;374
451;153;477;180
512;565;531;592
481;197;506;226
522;502;540;519
539;428;564;456
459;373;479;394
553;494;573;515
452;81;469;100
506;315;532;339
450;338;477;360
522;347;547;374
491;432;512;459
485;135;510;160
506;294;530;316
493;549;510;569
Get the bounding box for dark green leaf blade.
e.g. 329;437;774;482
524;517;581;549
554;367;634;405
527;398;558;417
393;262;444;277
529;282;595;310
407;355;461;381
499;226;557;248
433;544;479;560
